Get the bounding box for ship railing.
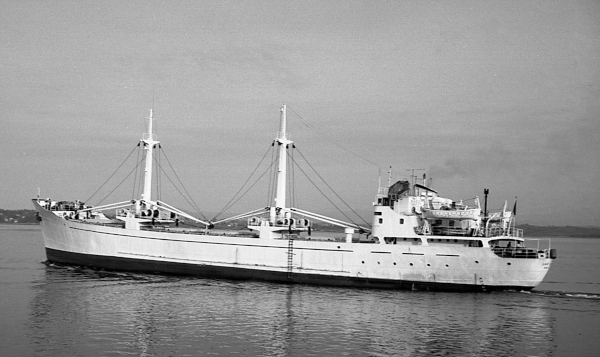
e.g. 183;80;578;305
428;226;475;237
490;238;552;259
524;238;552;252
491;247;541;259
49;204;80;212
486;227;523;238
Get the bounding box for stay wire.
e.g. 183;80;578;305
287;106;381;168
212;145;276;221
268;143;279;207
95;156;146;206
132;144;142;200
85;144;140;205
153;159;207;221
211;158;277;222
286;153;360;227
290;145;296;208
293;147;372;228
160;148;208;221
266;143;276;207
155;146;161;201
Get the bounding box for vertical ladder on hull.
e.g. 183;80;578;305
287;238;294;278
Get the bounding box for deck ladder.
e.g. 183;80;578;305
287;237;294;278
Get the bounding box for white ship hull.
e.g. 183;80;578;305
34;200;552;292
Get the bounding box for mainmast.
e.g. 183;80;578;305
141;109;159;202
271;104;293;222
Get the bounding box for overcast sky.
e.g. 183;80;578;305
1;0;599;226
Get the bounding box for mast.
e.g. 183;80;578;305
272;105;292;220
141;109;159;202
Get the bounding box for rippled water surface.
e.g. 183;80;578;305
1;225;599;356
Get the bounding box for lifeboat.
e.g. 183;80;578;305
421;207;480;220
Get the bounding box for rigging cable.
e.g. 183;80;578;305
156;144;162;201
289;144;296;208
211;159;276;222
287;106;381;168
153;161;206;221
286;153;362;228
267;141;277;207
132;143;142;200
159;148;208;221
293;147;372;228
95;157;146;206
212;145;277;222
85;144;140;205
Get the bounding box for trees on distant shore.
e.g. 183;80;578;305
0;209;39;224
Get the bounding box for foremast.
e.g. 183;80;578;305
111;109;209;229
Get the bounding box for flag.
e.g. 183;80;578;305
512;197;517;215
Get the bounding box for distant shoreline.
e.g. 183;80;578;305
519;224;600;238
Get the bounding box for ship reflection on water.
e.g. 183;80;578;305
29;265;556;356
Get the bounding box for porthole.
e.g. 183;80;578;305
454;239;458;243
427;263;431;267
475;261;479;264
445;264;449;267
393;262;397;265
362;261;365;264
410;263;413;266
377;261;380;265
507;262;512;266
399;218;404;224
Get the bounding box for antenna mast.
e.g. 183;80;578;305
407;168;425;195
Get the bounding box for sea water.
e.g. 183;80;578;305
1;225;598;356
